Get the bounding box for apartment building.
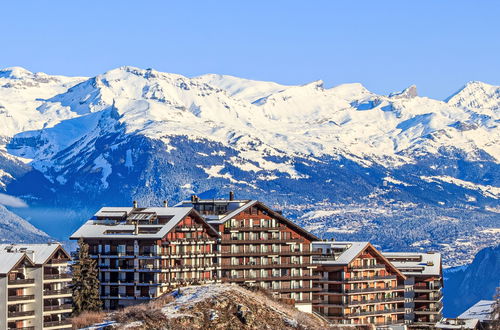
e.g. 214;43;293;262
70;204;220;310
312;241;407;326
384;252;443;327
0;243;72;330
178;194;321;313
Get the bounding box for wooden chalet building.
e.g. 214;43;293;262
312;241;407;326
70;204;220;310
178;193;321;313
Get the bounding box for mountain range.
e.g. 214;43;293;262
0;66;498;266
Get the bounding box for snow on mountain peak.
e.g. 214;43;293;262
0;67;34;79
446;81;500;112
1;66;499;168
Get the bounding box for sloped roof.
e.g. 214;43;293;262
312;241;406;279
383;252;442;276
71;206;219;239
435;318;480;329
458;300;495;322
205;200;319;241
0;243;68;265
0;251;34;274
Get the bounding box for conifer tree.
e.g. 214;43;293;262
71;238;102;314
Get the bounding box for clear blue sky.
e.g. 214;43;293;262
1;1;499;99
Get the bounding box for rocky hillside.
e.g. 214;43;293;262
443;244;500;317
74;284;365;330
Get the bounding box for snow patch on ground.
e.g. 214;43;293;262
420;175;500;199
93;155;112;189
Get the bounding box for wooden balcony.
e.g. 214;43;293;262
43;303;72;312
8;310;35;318
8;295;35;302
222;238;305;244
44;319;72;328
222;263;315;270
316;296;405;307
319;275;397;283
224;226;283;232
321;285;405;295
44;273;72;280
8;278;35;285
221;250;318;257
347;264;386;270
222;274;321;282
274;287;323;293
44;288;72;296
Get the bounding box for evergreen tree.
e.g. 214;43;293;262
71;238;102;314
491;287;500;329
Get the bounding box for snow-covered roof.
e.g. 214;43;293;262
0;243;67;265
0;251;33;274
70;206;217;239
435;318;480;329
214;200;258;224
382;252;442;276
458;300;495;322
312;241;370;265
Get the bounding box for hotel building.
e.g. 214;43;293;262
312;241;407;326
0;243;72;330
178;194;321;313
70;204;220;310
384;252;443;327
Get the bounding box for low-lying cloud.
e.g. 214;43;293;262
0;193;28;207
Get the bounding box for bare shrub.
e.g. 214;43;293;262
71;311;106;329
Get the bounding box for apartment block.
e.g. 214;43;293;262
312;241;406;326
384;252;443;327
70;205;220;310
178;194;321;313
0;243;72;330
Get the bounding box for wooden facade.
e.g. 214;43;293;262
313;243;406;326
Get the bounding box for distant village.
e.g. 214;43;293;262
1;193;497;329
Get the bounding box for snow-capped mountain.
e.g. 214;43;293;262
0;204;50;243
0;66;498;265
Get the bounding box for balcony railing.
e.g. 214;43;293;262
348;264;386;270
221;250;317;256
8;278;35;285
315;296;405;306
44;273;72;280
326;285;405;294
44;288;72;296
224;226;282;232
8;310;35;318
346;308;406;317
43;303;72;312
222;274;321;282
320;275;398;282
274;287;323;293
8;295;35;302
223;263;315;270
44;319;72;327
414;293;442;301
222;238;305;244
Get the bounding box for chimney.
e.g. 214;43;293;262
25;250;35;262
191;195;196;202
134;221;139;235
229;191;235;201
133;200;138;208
163;200;168;208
